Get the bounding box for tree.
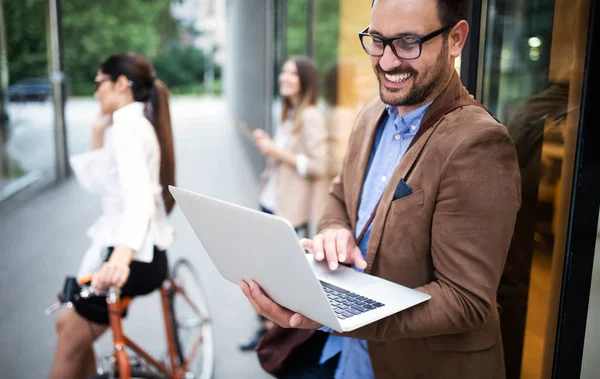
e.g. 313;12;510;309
4;0;48;84
284;0;340;94
4;0;184;95
61;0;180;95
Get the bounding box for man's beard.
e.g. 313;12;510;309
376;43;450;107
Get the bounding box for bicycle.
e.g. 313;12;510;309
47;259;215;379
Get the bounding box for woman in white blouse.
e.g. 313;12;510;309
49;53;176;379
239;56;328;351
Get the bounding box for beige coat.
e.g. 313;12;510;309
318;72;521;379
262;106;327;228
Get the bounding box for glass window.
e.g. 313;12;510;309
480;0;591;377
1;0;56;201
581;214;600;378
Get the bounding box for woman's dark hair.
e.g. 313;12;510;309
100;53;176;214
281;56;320;126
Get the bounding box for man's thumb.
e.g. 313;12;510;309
352;247;367;269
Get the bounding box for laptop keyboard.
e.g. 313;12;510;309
320;281;385;320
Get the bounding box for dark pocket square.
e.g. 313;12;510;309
393;178;412;200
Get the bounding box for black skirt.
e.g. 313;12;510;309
73;246;168;325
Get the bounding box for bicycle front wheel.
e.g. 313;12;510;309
169;259;215;379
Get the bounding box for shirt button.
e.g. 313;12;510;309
394;133;401;140
410;125;417;131
381;176;387;182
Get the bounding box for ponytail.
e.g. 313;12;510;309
100;54;176;214
147;80;176;214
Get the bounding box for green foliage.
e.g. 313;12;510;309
170;78;222;96
287;0;308;57
153;46;206;88
4;0;48;83
61;0;179;96
5;0;219;96
314;0;340;81
284;0;340;89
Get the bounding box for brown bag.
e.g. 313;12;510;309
256;326;317;376
255;99;489;376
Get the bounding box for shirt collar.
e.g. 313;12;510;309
113;102;145;123
385;102;433;134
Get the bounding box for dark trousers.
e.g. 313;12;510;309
277;331;339;379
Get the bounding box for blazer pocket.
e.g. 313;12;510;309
390;188;424;213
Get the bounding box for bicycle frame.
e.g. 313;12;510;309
107;278;206;379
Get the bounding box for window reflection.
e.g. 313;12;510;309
481;0;590;377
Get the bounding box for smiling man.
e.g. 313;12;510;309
240;0;521;378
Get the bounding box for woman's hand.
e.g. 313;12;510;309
91;245;134;290
93;113;113;133
253;129;276;158
90;113;113;150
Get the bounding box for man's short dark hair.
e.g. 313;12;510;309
436;0;469;26
371;0;469;27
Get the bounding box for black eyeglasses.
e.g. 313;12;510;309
94;77;112;91
358;23;456;60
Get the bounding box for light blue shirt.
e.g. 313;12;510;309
319;102;432;378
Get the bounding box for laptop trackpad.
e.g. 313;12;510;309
307;255;378;291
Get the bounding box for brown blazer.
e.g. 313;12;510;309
263;106;327;227
318;72;521;379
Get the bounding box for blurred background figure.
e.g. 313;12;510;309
322;60;358;181
49;53;176;379
499;80;569;379
309;60;359;232
239;56;327;351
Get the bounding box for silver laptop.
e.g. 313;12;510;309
169;186;430;332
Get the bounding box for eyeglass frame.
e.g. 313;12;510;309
94;77;113;91
94;76;134;91
358;23;457;61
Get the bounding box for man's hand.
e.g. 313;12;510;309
239;280;321;329
300;228;367;271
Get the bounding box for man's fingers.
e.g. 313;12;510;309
299;238;314;252
289;313;303;328
242;280;295;327
312;234;325;261
290;313;321;329
336;232;349;263
239;281;320;330
324;231;338;270
239;281;270;320
249;281;293;324
351;245;367;269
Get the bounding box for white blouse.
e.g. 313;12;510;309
258;119;309;211
70;102;174;278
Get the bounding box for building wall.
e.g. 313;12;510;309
224;0;273;173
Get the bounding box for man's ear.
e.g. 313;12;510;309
449;20;469;59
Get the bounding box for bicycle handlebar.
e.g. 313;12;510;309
45;276;121;316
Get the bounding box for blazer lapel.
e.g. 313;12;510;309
348;101;387;229
363;123;439;273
